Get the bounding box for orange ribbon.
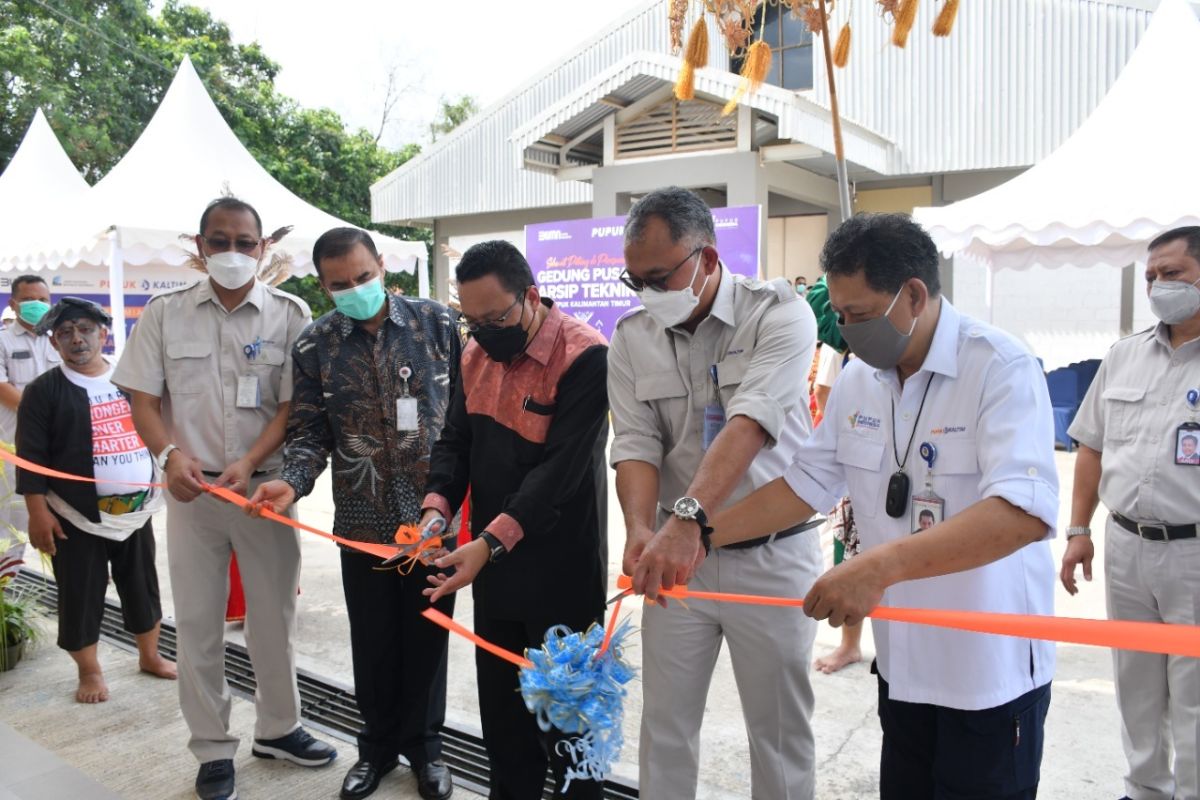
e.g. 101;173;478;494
0;448;401;561
422;608;533;668
616;575;1200;659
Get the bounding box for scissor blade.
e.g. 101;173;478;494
606;588;633;606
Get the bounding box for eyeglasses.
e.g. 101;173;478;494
619;247;704;293
200;235;262;255
462;288;527;333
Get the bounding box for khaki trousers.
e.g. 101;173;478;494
1106;516;1200;800
166;475;302;763
639;530;822;800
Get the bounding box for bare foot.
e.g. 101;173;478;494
76;672;109;703
139;655;178;680
814;644;862;674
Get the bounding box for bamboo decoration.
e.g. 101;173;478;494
674;17;710;100
932;0;959;37
891;0;920;47
833;21;852;67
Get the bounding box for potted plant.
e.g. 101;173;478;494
0;543;38;671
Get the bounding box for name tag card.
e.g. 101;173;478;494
396;397;419;431
236;375;261;409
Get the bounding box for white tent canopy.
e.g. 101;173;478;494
0;108;90;229
913;0;1200;273
1;57;429;350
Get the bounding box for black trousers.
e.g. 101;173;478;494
340;549;454;767
877;671;1051;800
49;514;161;652
475;610;605;800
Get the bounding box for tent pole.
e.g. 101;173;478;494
107;230;127;355
417;255;431;299
818;0;853;222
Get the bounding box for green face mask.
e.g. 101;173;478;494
18;300;50;326
330;276;386;321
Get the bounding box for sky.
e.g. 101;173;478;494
186;0;651;150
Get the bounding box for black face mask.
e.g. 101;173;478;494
472;304;530;363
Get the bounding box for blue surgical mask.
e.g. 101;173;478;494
18;300;50;326
331;276;386;321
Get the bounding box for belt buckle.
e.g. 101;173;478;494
1137;523;1166;541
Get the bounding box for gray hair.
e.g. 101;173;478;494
624;186;716;250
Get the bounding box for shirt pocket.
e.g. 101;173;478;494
715;353;748;408
7;352;37;386
1100;386;1144;444
836;433;887;518
249;345;286;406
928;438;980;516
635;370;688;450
165;341;212;395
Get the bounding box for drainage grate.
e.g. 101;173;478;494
11;568;639;800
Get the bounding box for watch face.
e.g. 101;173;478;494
674;497;700;519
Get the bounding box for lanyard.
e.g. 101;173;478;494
891;373;936;472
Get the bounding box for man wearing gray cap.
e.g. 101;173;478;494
17;297;174;704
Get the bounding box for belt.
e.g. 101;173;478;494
723;517;824;550
1112;512;1198;542
201;470;271;479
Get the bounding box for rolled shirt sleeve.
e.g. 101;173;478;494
607;323;664;469
723;298;815;446
975;354;1061;536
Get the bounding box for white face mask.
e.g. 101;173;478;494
1149;276;1200;325
640;252;709;328
205;251;259;290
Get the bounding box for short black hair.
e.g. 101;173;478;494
624;186;716;250
821;213;941;297
11;275;46;293
456;240;533;297
1184;434;1198;446
1148;226;1200;264
312;228;380;278
919;509;935;520
199;197;263;237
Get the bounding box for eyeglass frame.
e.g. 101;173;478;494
619;246;705;293
462;286;529;333
198;235;264;255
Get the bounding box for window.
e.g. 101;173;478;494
731;3;814;91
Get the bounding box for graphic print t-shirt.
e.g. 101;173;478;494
60;364;154;496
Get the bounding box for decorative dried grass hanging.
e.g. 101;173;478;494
675;17;709;100
833;22;852;67
891;0;919;47
722;39;772;115
932;0;958;37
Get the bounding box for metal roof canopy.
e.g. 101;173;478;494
510;52;896;182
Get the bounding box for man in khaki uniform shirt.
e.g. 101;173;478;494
0;275;60;535
114;198;334;800
1063;226;1200;800
609;187;822;799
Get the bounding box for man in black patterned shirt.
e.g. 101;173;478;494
249;228;460;800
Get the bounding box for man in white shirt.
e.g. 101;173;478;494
0;275;60;535
633;213;1059;799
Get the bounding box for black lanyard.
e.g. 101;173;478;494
885;373;935;518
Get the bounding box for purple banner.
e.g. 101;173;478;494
525;205;761;340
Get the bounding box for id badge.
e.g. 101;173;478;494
236;375;261;409
911;490;945;534
702;403;726;451
396;397;419;431
1175;421;1200;466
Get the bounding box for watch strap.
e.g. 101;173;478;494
1066;526;1091;538
479;531;507;562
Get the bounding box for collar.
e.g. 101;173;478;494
331;293;406;339
919;298;960;379
708;263;735;327
521;299;562;367
195;278;266;312
9;323;36;338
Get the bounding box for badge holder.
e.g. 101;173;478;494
1174;389;1200;466
910;442;945;533
236;375;261;409
702;364;726;452
396;365;419;432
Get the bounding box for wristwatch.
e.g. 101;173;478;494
155;444;179;471
479;531;507;563
1066;526;1092;539
672;496;714;555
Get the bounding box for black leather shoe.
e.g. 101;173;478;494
340;758;398;800
413;760;453;800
